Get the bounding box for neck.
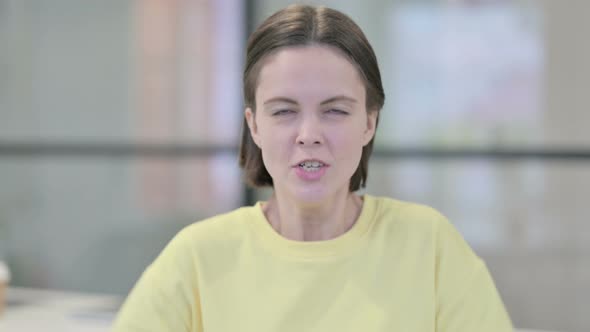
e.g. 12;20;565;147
262;190;363;241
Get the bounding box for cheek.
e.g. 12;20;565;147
330;128;365;162
259;126;292;170
261;126;290;150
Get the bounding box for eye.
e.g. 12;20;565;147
325;108;349;115
272;109;295;116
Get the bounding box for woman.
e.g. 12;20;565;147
113;5;513;331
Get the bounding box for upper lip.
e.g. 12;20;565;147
293;159;330;167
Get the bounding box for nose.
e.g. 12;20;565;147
295;114;323;146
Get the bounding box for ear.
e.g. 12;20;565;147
244;107;261;147
362;110;378;146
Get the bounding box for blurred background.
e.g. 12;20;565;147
0;0;588;331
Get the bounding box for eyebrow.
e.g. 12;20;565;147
263;95;358;106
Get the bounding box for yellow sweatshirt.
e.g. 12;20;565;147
113;195;512;331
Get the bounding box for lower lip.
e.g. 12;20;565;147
294;165;328;181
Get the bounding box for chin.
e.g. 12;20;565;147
277;175;351;204
290;185;331;204
291;182;350;206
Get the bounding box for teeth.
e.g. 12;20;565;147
299;161;324;168
298;161;325;172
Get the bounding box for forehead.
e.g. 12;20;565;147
255;45;365;104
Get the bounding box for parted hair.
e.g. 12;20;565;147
239;4;385;191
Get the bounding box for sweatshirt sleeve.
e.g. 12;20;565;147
434;214;513;332
112;229;202;332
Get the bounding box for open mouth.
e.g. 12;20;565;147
298;161;326;172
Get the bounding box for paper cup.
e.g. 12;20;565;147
0;281;5;316
0;261;10;317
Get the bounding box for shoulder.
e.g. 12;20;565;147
182;206;254;237
145;206;255;278
367;195;470;254
170;205;255;251
368;194;448;232
155;205;261;268
368;195;482;267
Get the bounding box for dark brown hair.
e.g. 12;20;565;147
239;4;385;191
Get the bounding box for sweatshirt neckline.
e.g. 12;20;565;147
248;194;378;259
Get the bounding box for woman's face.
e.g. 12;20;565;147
245;45;377;203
